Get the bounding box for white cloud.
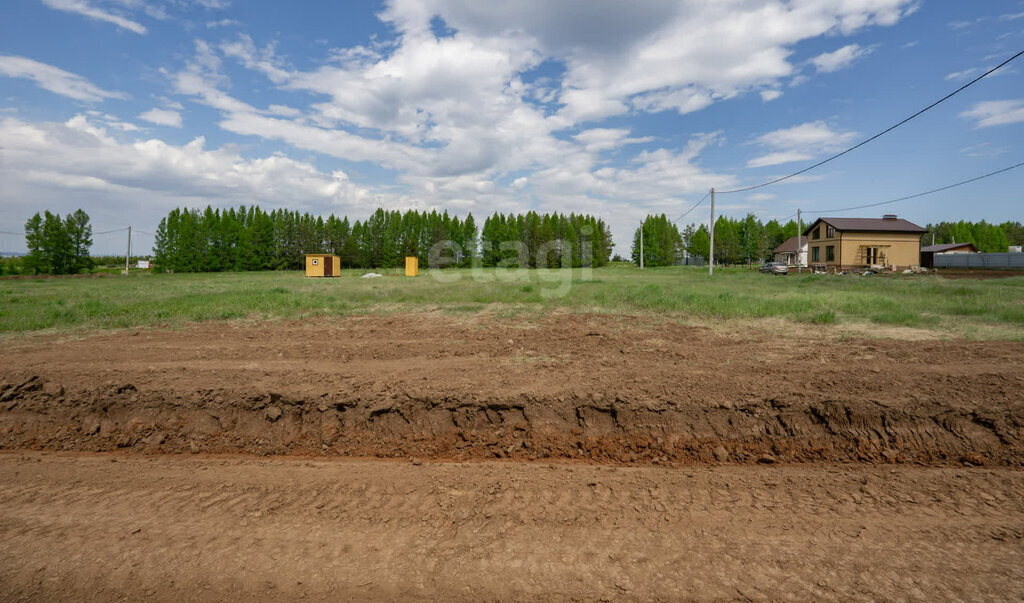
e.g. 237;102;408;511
206;18;240;28
961;142;1011;157
138;108;183;127
40;0;147;34
574;128;653;153
960;99;1024;128
0;55;125;102
810;44;873;73
0;114;378;247
155;1;915;254
747;121;858;167
391;1;914;121
945;67;979;80
747;151;814;168
998;12;1024;21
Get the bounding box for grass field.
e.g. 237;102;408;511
1;264;1022;339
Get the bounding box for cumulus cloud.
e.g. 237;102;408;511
138;108;183;127
386;0;914;121
810;44;874;73
747;121;858;168
0;114;378;234
0;55;125;102
39;0;147;34
5;0;921;253
960;99;1024;128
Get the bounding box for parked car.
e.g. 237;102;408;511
759;261;789;275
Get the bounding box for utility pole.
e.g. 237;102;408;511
708;188;715;276
639;219;644;269
932;232;935;246
125;226;131;275
796;209;801;273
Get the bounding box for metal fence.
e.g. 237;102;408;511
935;252;1024;269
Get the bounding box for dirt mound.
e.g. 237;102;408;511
1;314;1022;465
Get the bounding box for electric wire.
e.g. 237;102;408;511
717;49;1024;194
802;159;1024;215
93;227;130;235
672;190;711;223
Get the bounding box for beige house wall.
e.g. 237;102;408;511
806;227;921;270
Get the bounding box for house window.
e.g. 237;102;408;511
812;227;820;240
826;225;836;238
826;245;835;262
312;258;319;265
812;246;820;262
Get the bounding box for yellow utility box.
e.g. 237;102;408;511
405;256;419;276
305;254;340;277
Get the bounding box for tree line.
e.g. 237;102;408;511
152;205;613;273
632;215;1024;267
19;210;94;275
922;220;1022;252
480;212;612;268
631;214;801;267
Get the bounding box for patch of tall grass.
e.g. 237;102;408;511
0;265;1021;338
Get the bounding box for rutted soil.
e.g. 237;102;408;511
3;452;1023;600
1;313;1022;465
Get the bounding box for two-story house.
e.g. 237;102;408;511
802;215;926;271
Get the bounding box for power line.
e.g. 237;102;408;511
92;227;130;235
133;229;155;236
718;48;1024;194
0;231;22;236
803;159;1024;215
672;190;711;223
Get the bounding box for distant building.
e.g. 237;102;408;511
772;236;808;267
802;215;926;271
920;242;978;268
305;253;340;277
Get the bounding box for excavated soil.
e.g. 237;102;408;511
2;452;1023;601
1;312;1022;466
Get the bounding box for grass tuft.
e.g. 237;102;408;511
0;266;1021;339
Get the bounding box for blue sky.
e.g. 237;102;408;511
0;0;1022;255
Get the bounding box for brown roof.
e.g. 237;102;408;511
773;235;804;253
920;242;977;253
802;216;926;236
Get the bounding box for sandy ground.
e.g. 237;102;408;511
2;313;1022;465
1;452;1023;601
2;313;1023;600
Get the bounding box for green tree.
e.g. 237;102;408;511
64;209;94;273
23;213;45;275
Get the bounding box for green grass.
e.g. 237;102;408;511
1;265;1022;339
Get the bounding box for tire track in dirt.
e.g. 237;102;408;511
1;452;1022;600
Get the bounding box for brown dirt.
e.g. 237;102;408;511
2;452;1023;601
936;269;1024;280
1;312;1022;466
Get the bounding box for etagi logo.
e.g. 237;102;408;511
424;237;594;299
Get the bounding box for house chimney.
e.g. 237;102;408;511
882;214;898;220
